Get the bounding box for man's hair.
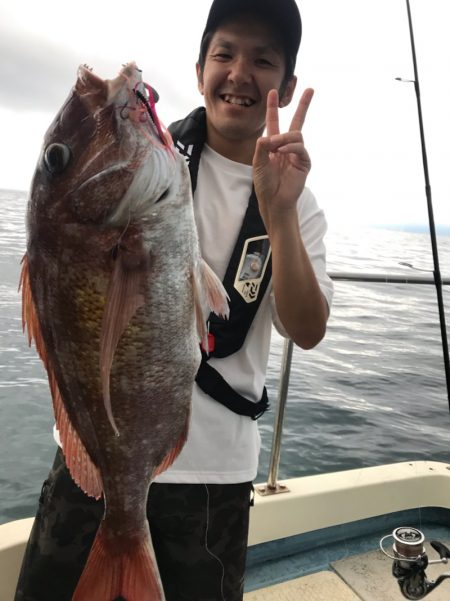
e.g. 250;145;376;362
197;14;295;96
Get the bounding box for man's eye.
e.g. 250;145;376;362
213;53;232;60
256;58;274;67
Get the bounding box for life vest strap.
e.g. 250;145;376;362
195;357;270;420
170;108;272;419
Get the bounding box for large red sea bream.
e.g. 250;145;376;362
20;62;228;601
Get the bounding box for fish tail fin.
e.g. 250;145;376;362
72;524;165;601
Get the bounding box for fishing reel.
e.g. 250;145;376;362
380;527;450;599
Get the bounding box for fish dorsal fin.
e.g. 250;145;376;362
100;248;147;436
20;254;103;498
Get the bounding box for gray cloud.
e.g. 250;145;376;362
0;25;118;113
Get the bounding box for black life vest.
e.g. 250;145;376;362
169;107;271;419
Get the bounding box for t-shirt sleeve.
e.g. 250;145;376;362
270;187;334;337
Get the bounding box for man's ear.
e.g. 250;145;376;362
196;63;204;95
279;75;297;108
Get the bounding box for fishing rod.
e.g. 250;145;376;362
396;0;450;411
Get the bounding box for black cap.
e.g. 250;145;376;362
200;0;302;73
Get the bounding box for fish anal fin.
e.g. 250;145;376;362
100;249;147;435
153;417;190;478
72;524;164;601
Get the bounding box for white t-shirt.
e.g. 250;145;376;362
154;144;334;484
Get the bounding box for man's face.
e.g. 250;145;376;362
197;16;296;157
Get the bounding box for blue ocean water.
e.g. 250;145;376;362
1;188;450;525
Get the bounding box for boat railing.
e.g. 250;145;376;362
256;270;450;496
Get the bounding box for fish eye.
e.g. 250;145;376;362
44;143;71;174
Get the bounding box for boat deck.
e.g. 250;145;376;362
244;542;450;600
245;570;360;600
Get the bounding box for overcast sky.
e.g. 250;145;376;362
1;0;449;228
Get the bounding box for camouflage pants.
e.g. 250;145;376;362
15;449;253;601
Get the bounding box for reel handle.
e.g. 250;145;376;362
430;541;450;561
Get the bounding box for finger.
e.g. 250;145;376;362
267;131;303;149
265;89;280;137
277;143;308;155
252;135;272;169
278;144;311;171
289;88;314;132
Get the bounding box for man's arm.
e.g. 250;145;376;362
253;88;329;349
269;206;329;348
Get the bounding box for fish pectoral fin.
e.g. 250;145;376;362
20;255;103;498
72;523;164;601
195;259;230;319
100;248;147;435
192;260;229;349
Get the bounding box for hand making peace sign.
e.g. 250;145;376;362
252;88;314;232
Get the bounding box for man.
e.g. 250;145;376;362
15;1;333;600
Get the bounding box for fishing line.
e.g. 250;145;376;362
134;90;158;128
110;209;132;260
203;483;227;601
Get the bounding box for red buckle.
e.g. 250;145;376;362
201;332;215;353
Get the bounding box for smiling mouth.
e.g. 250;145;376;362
220;94;255;107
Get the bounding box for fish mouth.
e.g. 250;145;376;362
76;62;144;114
102;63;142;118
75;163;131;193
75;63;168;148
220;93;256;107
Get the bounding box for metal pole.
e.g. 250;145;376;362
403;0;450;409
256;338;293;495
